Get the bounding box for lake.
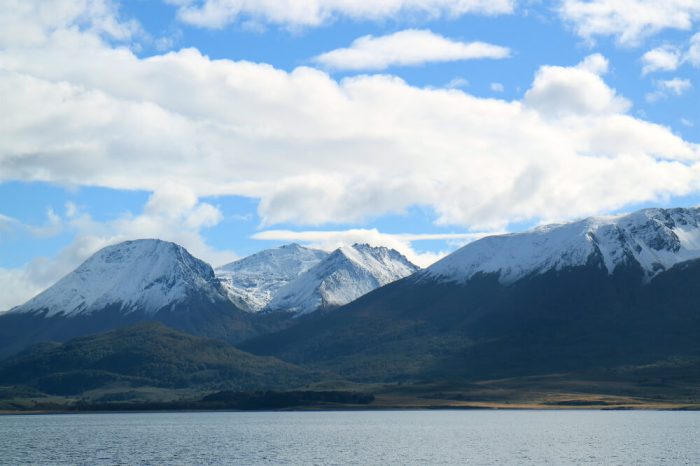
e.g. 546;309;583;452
1;410;698;465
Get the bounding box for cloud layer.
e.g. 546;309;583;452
170;0;515;29
559;0;700;44
313;29;510;71
1;4;699;232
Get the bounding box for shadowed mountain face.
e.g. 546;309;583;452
0;322;315;396
241;209;700;382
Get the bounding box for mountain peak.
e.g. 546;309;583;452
11;239;225;317
423;207;700;285
267;244;419;315
215;243;329;312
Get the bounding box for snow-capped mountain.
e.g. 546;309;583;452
423;207;700;285
215;244;329;313
267;244;420;315
1;239;261;357
244;207;700;382
11;239;230;317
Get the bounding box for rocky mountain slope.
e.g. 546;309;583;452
215;244;328;312
267;244;419;315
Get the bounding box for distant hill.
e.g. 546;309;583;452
0;322;315;396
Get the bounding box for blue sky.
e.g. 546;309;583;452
0;0;699;309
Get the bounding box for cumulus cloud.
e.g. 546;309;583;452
0;0;140;48
313;29;510;71
641;34;700;76
559;0;700;45
1;3;700;238
252;229;493;267
642;46;682;74
524;54;630;117
169;0;516;29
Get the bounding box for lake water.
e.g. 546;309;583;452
1;410;698;465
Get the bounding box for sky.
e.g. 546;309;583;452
0;0;699;311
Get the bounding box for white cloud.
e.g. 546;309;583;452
446;77;469;89
659;78;693;95
0;268;45;313
524;54;630;117
641;33;700;76
169;0;515;29
559;0;700;45
0;209;63;240
646;78;693;102
577;53;610;74
642;46;681;74
0;0;140;48
687;32;700;66
1;3;700;239
490;82;505;92
252;229;494;267
313;29;510;71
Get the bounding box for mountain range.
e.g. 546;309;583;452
215;243;417;315
0;239;418;357
2;207;700;407
244;207;700;381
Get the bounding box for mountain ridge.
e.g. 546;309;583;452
422;207;700;285
241;207;700;383
266;243;420;315
215;243;329;313
11;239;229;318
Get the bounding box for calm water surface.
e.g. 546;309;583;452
1;410;698;465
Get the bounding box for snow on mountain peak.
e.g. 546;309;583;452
215;244;329;312
11;239;225;317
423;207;700;285
267;243;419;315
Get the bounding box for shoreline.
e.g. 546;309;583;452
3;402;699;416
